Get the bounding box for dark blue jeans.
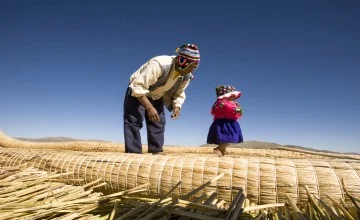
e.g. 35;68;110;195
123;87;166;153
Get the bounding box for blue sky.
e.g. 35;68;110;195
1;1;359;153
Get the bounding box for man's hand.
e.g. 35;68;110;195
136;96;160;122
171;107;181;120
146;106;160;122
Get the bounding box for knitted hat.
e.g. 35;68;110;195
176;44;200;62
216;85;241;100
174;44;200;72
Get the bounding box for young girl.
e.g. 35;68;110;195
207;85;244;157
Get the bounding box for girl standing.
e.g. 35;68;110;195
207;85;244;157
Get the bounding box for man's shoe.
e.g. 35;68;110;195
152;152;166;155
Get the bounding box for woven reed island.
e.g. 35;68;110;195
1;131;360;219
1;131;360;160
0;147;359;206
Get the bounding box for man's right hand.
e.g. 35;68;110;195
146;106;160;122
136;96;160;122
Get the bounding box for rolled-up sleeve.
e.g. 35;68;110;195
129;61;162;97
172;80;190;109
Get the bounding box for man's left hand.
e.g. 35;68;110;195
171;107;181;120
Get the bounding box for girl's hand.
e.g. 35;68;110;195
171;107;181;120
236;107;243;114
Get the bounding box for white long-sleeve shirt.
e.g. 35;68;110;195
129;56;191;109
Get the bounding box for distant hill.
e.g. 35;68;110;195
281;144;359;155
200;141;281;149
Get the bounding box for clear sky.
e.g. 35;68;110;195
1;1;359;153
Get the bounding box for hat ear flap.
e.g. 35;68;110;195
175;48;180;53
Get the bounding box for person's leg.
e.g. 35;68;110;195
145;98;166;153
213;143;229;157
219;143;229;156
123;87;146;153
213;145;223;157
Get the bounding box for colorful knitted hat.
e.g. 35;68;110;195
216;85;241;100
175;44;200;62
174;44;200;72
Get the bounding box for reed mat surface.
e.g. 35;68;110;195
0;147;359;207
1;166;359;220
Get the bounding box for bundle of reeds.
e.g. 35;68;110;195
0;166;250;220
2;166;359;220
0;147;359;207
0;166;102;219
